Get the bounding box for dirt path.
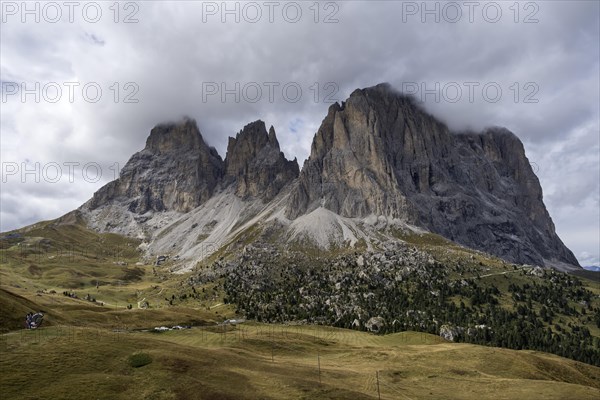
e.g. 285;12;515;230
479;269;521;278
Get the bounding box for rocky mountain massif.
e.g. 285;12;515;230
80;83;580;272
288;84;578;268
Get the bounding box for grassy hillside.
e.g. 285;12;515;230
1;218;599;399
2;318;599;400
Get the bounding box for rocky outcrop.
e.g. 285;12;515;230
365;316;385;333
224;120;299;201
286;83;579;268
86;118;224;213
439;324;464;341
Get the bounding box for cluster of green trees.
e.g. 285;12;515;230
223;255;600;366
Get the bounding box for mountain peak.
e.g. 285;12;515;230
145;117;205;154
225;120;298;200
348;82;414;105
349;82;393;96
86;118;223;214
268;125;279;147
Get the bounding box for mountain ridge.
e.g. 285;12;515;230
79;83;580;271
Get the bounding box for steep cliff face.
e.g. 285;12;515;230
287;83;453;220
86;118;224;213
287;83;578;267
224;120;299;201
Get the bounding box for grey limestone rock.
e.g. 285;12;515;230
224;120;299;201
87;118;223;213
286;83;578;268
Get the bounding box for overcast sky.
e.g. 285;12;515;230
1;1;598;266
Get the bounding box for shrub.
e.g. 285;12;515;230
128;352;152;368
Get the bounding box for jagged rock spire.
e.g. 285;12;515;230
225;120;299;200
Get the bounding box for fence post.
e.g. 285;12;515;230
318;351;322;385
